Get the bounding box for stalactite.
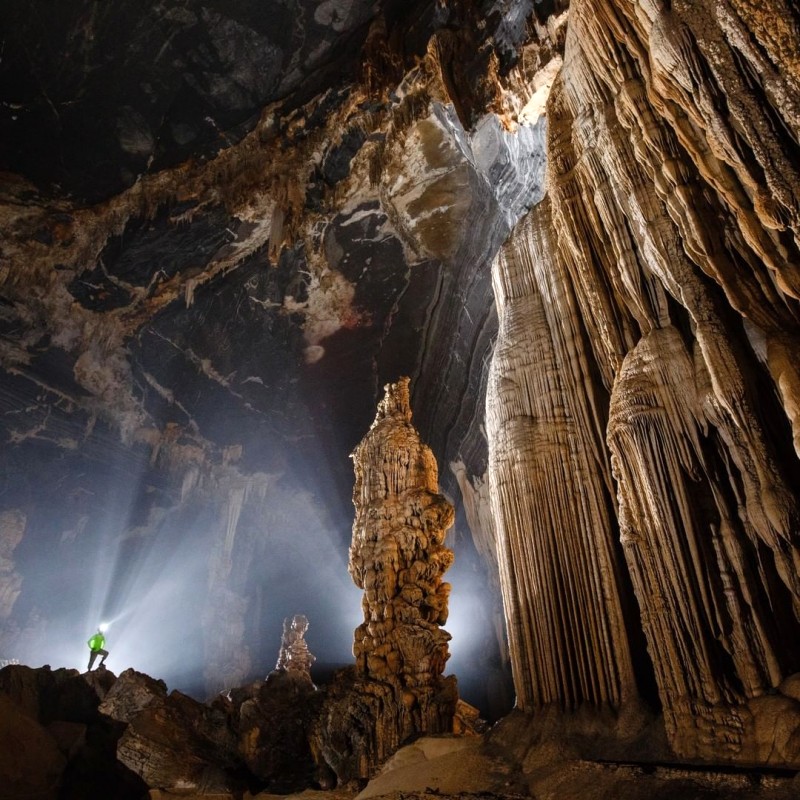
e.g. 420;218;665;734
486;201;638;713
490;0;800;764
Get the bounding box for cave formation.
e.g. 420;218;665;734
275;614;316;678
2;0;800;797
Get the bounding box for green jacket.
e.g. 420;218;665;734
88;633;105;651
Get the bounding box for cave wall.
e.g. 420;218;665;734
487;0;800;765
0;2;543;706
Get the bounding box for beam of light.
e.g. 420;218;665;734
7;434;219;689
250;482;364;674
9;373;494;713
444;560;491;668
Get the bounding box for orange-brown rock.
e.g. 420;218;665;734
349;377;455;692
312;378;458;784
484;0;800;768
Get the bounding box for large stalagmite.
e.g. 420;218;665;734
349;377;455;691
311;378;458;783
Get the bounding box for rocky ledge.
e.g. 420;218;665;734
3;663;800;800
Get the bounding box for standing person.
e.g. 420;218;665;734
87;628;109;671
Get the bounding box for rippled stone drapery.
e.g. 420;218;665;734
487;200;639;714
488;0;800;765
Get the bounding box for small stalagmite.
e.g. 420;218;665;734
275;614;316;680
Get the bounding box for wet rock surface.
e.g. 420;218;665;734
482;0;800;769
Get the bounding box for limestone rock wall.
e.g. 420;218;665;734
488;0;800;766
0;511;25;621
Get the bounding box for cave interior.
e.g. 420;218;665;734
2;0;800;798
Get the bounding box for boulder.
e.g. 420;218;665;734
744;694;800;766
99;667;168;723
0;663;111;723
0;663;61;720
47;720;87;759
0;693;66;800
115;687;245;793
235;669;321;789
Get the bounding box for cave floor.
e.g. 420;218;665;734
240;735;800;800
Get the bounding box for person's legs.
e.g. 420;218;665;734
88;650;98;671
98;648;108;667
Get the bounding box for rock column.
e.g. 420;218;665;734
349;377;455;695
275;615;316;680
311;378;458;783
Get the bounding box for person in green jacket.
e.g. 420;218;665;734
87;628;109;671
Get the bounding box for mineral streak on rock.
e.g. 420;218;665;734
607;327;800;762
0;511;25;620
349;377;455;693
275;614;316;679
486;201;639;715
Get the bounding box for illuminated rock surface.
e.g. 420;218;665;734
483;0;800;768
349;378;455;693
276;614;316;679
2;0;800;795
311;379;459;783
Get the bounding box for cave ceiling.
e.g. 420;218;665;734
0;0;554;700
